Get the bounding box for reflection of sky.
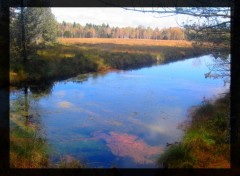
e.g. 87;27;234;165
10;55;229;168
191;58;202;68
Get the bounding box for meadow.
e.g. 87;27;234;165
57;38;193;47
10;38;210;85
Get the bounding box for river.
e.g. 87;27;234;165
10;54;229;168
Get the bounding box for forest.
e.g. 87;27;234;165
57;21;186;40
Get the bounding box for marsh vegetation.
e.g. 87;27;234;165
10;38;210;86
158;94;230;168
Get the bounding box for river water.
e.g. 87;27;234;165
10;55;229;168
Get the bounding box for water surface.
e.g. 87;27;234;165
10;55;228;168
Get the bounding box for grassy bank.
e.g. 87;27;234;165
158;93;230;168
10;38;210;86
10;92;85;168
10;117;49;168
10;116;85;168
10;92;48;168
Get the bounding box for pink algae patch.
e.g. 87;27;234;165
94;131;163;164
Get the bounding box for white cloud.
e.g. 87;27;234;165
51;7;185;29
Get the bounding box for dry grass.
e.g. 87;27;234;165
56;38;196;57
58;38;193;48
192;146;230;168
11;38;208;85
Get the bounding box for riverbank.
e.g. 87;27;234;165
10;38;210;86
157;93;230;168
10;110;85;168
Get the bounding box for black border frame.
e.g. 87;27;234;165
1;0;239;175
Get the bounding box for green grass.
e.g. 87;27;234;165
158;94;230;168
10;114;49;168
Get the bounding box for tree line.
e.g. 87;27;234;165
10;7;188;60
57;22;186;40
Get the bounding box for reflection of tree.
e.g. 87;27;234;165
124;7;231;84
23;87;29;125
91;71;109;79
10;87;48;168
67;72;110;83
205;54;230;86
11;82;54;136
29;81;54;100
67;74;89;83
11;81;53;125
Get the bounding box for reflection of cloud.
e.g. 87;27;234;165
127;115;166;135
122;74;145;78
55;91;66;97
94;131;163;164
192;58;201;68
146;124;165;134
56;101;99;117
86;102;112;113
57;101;73;108
77;92;85;99
211;87;229;95
110;120;122;127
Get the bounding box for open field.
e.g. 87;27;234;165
58;38;193;47
57;38;195;56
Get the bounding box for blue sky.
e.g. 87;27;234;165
51;8;188;29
